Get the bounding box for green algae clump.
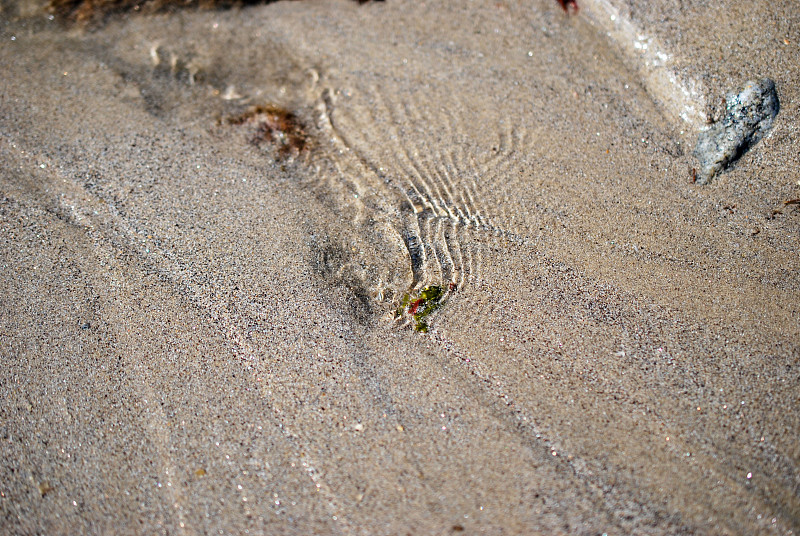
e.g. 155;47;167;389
396;285;445;333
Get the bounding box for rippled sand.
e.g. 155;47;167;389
1;1;799;534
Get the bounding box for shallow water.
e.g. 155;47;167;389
1;1;799;534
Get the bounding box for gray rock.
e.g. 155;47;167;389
693;78;779;184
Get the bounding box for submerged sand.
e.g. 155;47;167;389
1;0;799;534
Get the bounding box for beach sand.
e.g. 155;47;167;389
1;0;798;533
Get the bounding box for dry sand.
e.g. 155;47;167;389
1;0;799;534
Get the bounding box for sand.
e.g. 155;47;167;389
1;0;798;534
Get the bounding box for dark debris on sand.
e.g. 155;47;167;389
226;105;309;159
49;0;382;24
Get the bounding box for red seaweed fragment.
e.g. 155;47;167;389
556;0;578;14
408;298;424;316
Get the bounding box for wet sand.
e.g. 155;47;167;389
1;0;799;534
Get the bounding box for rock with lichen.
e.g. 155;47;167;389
693;78;779;185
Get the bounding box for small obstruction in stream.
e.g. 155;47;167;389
226;105;308;159
396;285;446;333
693;78;779;185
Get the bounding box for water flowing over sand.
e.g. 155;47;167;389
1;0;799;533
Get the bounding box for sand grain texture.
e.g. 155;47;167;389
1;0;799;534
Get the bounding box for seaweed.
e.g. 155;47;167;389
226;105;308;158
396;285;446;333
49;0;269;24
556;0;578;14
49;0;382;25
